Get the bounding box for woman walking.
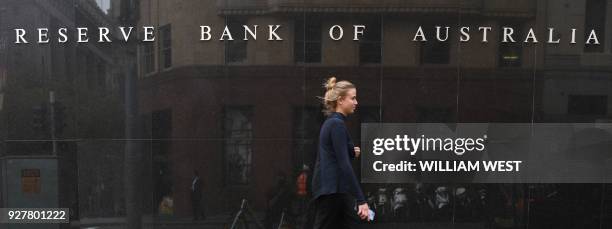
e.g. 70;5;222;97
312;77;370;228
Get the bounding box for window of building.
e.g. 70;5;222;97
159;24;172;69
292;107;324;169
568;95;607;115
420;25;450;65
0;30;7;52
224;106;253;185
359;17;382;64
0;31;7;92
151;109;172;210
97;62;106;90
0;67;5;92
294;18;322;63
584;0;606;53
86;56;95;90
141;42;154;74
225;18;247;63
498;24;523;67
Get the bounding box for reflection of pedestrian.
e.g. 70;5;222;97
191;170;205;220
312;77;370;229
296;165;310;199
295;165;308;223
159;188;174;216
296;165;316;229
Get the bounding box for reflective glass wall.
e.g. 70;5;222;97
0;0;611;228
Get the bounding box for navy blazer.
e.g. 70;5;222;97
312;112;366;204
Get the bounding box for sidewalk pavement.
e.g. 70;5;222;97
71;215;487;229
71;213;257;229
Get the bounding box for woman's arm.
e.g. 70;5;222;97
348;140;356;159
330;121;366;204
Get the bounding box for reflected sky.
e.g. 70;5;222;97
95;0;110;14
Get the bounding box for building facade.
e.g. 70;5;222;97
136;0;612;225
0;0;131;221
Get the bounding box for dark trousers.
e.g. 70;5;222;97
191;197;205;220
313;193;359;229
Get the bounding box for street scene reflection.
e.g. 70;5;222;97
0;0;611;228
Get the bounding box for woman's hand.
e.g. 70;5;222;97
357;203;370;221
354;147;361;158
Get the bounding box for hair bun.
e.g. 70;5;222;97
324;77;337;91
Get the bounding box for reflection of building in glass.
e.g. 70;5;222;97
0;0;130;221
0;0;607;227
224;106;253;185
136;0;612;221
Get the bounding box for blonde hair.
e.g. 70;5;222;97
319;77;355;116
